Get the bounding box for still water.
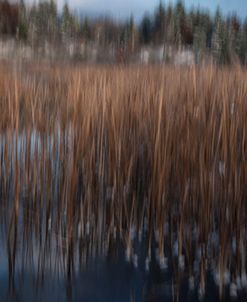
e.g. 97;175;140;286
0;236;219;302
0;130;246;301
1;224;245;302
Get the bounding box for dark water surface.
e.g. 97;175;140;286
1;236;246;302
0;131;247;301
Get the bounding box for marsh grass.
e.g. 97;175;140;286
1;62;247;299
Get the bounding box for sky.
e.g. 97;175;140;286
29;0;247;21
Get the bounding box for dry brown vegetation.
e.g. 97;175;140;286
1;62;247;298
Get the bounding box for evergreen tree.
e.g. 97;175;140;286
120;15;137;52
61;3;79;39
128;15;137;52
31;0;58;43
18;0;28;41
212;8;230;64
174;1;185;47
227;15;241;62
166;4;176;45
81;17;91;41
238;20;247;65
140;14;152;45
153;1;166;44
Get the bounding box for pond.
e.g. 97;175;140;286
0;129;246;301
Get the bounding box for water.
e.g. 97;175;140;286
1;222;247;302
0;239;217;302
0;130;247;301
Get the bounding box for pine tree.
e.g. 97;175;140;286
62;3;75;38
238;20;247;65
212;8;230;64
174;1;185;47
140;14;152;45
166;4;176;45
18;0;28;41
81;17;91;41
153;1;165;44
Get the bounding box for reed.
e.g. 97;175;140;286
1;61;247;298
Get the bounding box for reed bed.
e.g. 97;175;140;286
1;61;247;299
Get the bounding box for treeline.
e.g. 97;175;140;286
1;0;247;64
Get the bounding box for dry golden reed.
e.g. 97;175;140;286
1;62;247;298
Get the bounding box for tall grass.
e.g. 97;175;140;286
1;62;247;298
